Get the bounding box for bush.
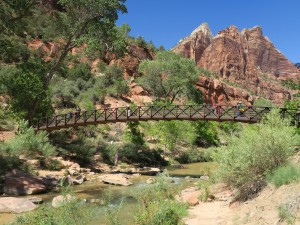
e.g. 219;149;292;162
267;164;300;188
0;155;31;177
134;171;188;225
2;120;56;157
213;109;298;200
175;148;212;164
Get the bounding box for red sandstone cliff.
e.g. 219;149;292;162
173;23;299;105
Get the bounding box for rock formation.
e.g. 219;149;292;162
173;23;300;105
172;23;213;64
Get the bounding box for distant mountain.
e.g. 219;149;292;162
173;23;300;105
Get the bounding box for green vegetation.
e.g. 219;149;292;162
138;51;199;103
10;188;96;225
213;109;299;200
278;196;300;225
267;164;300;188
253;98;274;107
1;120;56;157
0;0;128;120
134;171;188;225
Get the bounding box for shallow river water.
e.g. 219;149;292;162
0;162;217;225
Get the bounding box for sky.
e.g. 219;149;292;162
117;0;300;63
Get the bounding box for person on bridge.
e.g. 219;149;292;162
237;101;244;117
67;111;73;119
214;103;221;117
75;106;81;119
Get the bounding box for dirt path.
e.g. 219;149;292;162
184;201;232;225
184;183;300;225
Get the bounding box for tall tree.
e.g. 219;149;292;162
0;0;128;120
138;51;200;103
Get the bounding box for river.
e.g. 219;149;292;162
0;162;217;225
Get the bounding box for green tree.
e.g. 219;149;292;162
0;0;128;120
138;51;200;103
125;122;145;146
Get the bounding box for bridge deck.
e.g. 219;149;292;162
32;105;300;131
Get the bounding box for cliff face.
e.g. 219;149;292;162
173;23;299;105
172;23;213;64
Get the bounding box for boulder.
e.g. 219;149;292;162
58;175;73;186
69;163;80;171
177;187;201;206
72;175;86;185
0;197;38;213
4;171;47;195
98;174;132;186
146;178;156;184
52;194;75;208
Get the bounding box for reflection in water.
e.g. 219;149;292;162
0;162;217;225
167;162;218;177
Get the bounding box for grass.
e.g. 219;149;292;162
278;201;298;224
267;164;300;188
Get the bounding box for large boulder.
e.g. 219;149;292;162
0;197;38;213
176;187;201;206
4;171;47;195
98;174;132;186
52;194;75;208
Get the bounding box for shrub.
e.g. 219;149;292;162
267;164;300;188
213;109;298;200
197;180;212;202
175;148;212;164
2;120;56;157
119;143;167;166
278;195;300;225
134;171;188;225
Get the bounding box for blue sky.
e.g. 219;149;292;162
117;0;299;63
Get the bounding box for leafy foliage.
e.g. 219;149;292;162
134;171;188;225
138;51;200;103
267;163;300;188
1;120;56;157
213;109;299;199
125;122;145;146
0;0;128;119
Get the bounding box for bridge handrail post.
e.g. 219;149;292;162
163;105;165;118
115;108;118;120
55;115;58;127
150;106;153;118
46;117;49;129
94;110;97;122
64;114;67;127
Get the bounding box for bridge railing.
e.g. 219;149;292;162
32;105;300;130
